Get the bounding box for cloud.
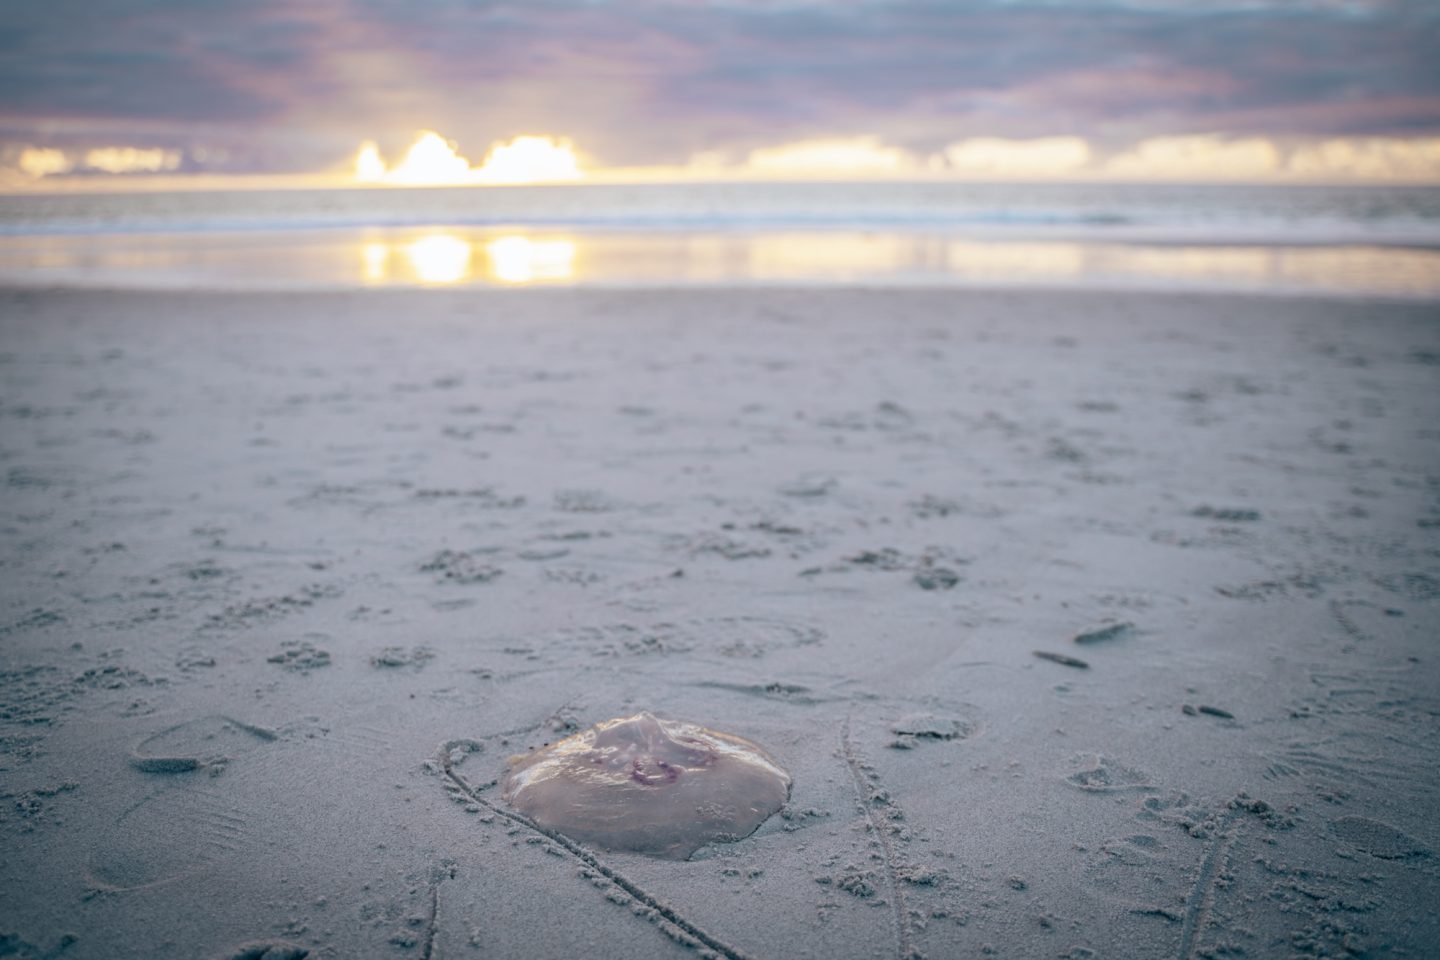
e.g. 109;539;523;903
1;0;1438;174
1287;137;1440;180
1105;136;1283;179
11;142;182;178
698;131;1440;182
83;146;181;174
0;0;310;124
17;146;71;177
741;137;920;176
942;138;1092;176
354;131;584;185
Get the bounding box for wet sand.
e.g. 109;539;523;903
1;286;1437;959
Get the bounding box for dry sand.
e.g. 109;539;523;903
1;285;1437;959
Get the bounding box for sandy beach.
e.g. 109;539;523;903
1;284;1438;959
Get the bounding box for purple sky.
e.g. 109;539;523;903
2;0;1438;175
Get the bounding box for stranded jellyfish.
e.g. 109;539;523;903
502;712;791;859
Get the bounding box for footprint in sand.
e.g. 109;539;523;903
1066;755;1156;793
887;711;978;750
678;616;824;659
1078;833;1185;917
89;716;281;892
1330;816;1430;860
86;785;251;892
130;715;278;775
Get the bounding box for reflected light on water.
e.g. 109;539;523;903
361;242;389;283
485;235;577;284
749;233;910;278
406;234;472;284
947;241;1085;278
5;230;1437;298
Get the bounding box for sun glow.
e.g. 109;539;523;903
485;235;577;283
475;136;583;184
390;133;474;185
352;131;584;186
354;142;386;183
332;231;1440;294
353;232;578;285
406;234;473;283
360;241;389;282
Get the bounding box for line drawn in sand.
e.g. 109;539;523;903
1176;807;1243;960
420;861;456;960
839;715;916;960
434;738;757;960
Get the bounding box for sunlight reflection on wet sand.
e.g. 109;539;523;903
1;228;1436;297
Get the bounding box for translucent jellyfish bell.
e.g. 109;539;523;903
502;712;791;859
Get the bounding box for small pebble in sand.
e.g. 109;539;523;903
1192;505;1262;523
1073;622;1136;645
1034;651;1089;669
913;567;962;591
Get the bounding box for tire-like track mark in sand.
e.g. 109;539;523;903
1178;808;1242;960
436;741;755;960
840;716;914;960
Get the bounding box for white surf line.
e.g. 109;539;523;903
437;743;757;960
1177;807;1243;960
840;716;914;960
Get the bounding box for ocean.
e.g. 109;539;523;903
1;180;1438;296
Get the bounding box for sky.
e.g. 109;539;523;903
2;0;1439;187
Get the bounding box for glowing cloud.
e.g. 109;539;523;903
15;144;182;179
388;132;475;185
475;136;582;184
355;141;386;183
1287;137;1440;181
1106;136;1281;180
743;137;918;176
18;147;73;178
942;138;1091;177
83;147;181;174
352;132;584;186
